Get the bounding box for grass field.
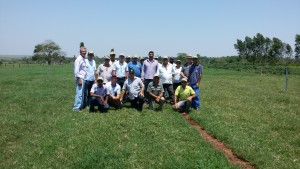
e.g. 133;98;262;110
0;64;299;168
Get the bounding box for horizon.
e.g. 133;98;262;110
0;0;299;58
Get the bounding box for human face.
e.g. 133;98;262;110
133;58;138;62
80;48;87;57
110;54;115;59
111;76;116;84
181;81;187;88
88;54;94;60
153;77;159;84
148;52;154;60
163;58;168;65
129;72;135;79
105;59;110;64
119;55;124;62
193;58;198;64
97;80;103;86
187;58;192;64
126;58;131;63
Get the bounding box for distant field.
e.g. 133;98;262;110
0;64;299;168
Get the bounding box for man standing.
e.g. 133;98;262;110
120;69;145;111
109;49;117;66
173;60;182;91
156;56;175;105
127;55;142;78
97;56;113;84
106;75;122;109
125;55;131;64
90;77;110;112
188;56;202;110
141;51;158;102
180;54;193;79
173;78;196;115
73;47;87;111
112;53;128;88
85;51;97;106
147;74;165;111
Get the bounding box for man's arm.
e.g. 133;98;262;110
120;89;125;102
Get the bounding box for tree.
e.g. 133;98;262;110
32;40;65;65
295;34;300;60
269;37;284;64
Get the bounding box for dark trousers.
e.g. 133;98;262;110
85;80;94;106
144;79;153;102
90;96;110;112
163;83;174;104
173;82;181;92
117;77;126;89
177;100;192;113
129;95;145;111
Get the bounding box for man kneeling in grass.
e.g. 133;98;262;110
106;75;122;109
147;73;165;111
172;78;196;115
90;76;109;112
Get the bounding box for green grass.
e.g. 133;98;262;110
191;68;300;169
0;65;237;168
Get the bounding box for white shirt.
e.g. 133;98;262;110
74;55;87;80
173;66;182;83
113;61;128;78
105;82;121;96
156;63;175;84
85;59;96;81
123;77;144;100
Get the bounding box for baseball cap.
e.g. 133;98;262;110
119;53;125;57
154;73;159;78
129;69;135;74
193;55;199;59
132;55;138;58
176;60;182;63
186;54;193;58
163;56;169;59
88;51;94;55
181;77;188;82
97;76;103;81
104;56;110;60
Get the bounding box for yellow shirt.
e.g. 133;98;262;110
175;85;195;101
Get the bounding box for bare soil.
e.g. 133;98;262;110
182;114;255;169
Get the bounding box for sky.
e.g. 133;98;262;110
0;0;299;58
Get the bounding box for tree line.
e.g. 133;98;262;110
234;33;300;65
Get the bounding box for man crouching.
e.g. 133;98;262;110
106;75;122;109
147;73;165;111
90;76;109;112
172;78;196;115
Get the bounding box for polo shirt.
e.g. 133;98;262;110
156;63;175;84
105;82;121;96
97;64;113;83
113;61;128;78
90;84;108;97
175;85;195;101
147;82;164;96
141;59;158;80
188;64;202;85
123;77;144;100
128;61;142;77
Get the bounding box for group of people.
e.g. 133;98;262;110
73;47;202;115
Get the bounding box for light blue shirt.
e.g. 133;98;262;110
113;61;128;78
85;59;96;81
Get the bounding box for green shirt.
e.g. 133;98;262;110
175;85;195;101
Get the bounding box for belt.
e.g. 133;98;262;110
117;77;126;79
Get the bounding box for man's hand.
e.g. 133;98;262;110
196;82;200;88
187;96;192;101
172;104;177;109
78;78;82;86
155;96;160;102
139;92;144;97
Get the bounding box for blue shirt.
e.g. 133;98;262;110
128;61;142;78
85;59;96;81
188;64;202;85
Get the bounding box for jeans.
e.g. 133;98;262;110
190;84;200;109
176;100;192;113
73;79;85;111
85;80;94;106
130;95;145;111
173;82;181;92
90;96;110;112
163;83;174;104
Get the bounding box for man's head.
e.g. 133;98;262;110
119;53;125;62
192;55;199;64
129;69;135;79
104;56;110;64
110;50;116;61
181;77;188;88
169;57;174;64
186;54;193;64
140;57;145;64
80;47;87;57
111;75;117;84
148;51;154;60
97;76;104;86
162;56;169;65
125;55;131;63
153;73;160;85
132;55;138;63
87;51;94;60
176;60;181;67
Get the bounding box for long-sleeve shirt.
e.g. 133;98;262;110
74;55;87;80
141;59;158;80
